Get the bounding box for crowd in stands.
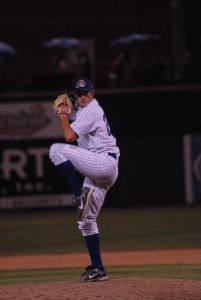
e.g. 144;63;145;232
0;45;199;93
0;49;92;93
106;48;195;88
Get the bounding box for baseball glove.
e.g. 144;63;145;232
53;94;74;116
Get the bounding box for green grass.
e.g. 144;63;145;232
0;206;201;255
1;206;201;284
1;264;201;285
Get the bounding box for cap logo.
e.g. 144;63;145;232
76;80;86;88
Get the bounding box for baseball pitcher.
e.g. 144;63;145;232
49;77;120;282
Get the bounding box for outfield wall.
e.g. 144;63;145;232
99;86;201;206
0;85;201;208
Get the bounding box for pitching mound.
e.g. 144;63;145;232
1;249;201;299
1;278;201;300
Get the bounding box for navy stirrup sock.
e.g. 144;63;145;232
56;160;82;196
84;234;104;270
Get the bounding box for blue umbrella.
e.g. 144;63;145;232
110;33;159;46
0;41;15;55
43;37;86;49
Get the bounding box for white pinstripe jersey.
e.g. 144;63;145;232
70;98;120;156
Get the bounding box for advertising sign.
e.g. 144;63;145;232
0;100;73;209
183;134;201;204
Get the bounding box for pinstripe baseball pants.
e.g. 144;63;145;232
49;143;119;236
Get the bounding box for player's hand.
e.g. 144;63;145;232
53;94;73;116
55;104;72;116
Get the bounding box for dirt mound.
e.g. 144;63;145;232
1;249;201;299
1;278;201;300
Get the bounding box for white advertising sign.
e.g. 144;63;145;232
0;100;73;209
0;101;63;140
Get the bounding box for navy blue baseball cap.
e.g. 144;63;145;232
73;77;93;93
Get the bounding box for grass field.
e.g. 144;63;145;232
1;206;201;284
0;206;201;255
1;264;201;285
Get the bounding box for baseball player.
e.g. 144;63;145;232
49;77;120;282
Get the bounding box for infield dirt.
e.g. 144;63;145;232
1;249;201;300
1;278;201;300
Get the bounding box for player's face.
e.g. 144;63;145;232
75;90;94;107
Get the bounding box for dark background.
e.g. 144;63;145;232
0;0;201;89
0;1;201;207
97;88;201;206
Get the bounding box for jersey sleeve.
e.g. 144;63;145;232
70;103;98;137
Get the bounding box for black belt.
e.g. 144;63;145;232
108;152;117;160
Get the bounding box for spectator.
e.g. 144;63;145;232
107;52;125;88
77;51;91;78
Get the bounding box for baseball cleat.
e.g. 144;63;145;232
77;266;108;282
77;187;94;220
78;265;93;280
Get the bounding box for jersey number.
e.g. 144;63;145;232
103;114;111;136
